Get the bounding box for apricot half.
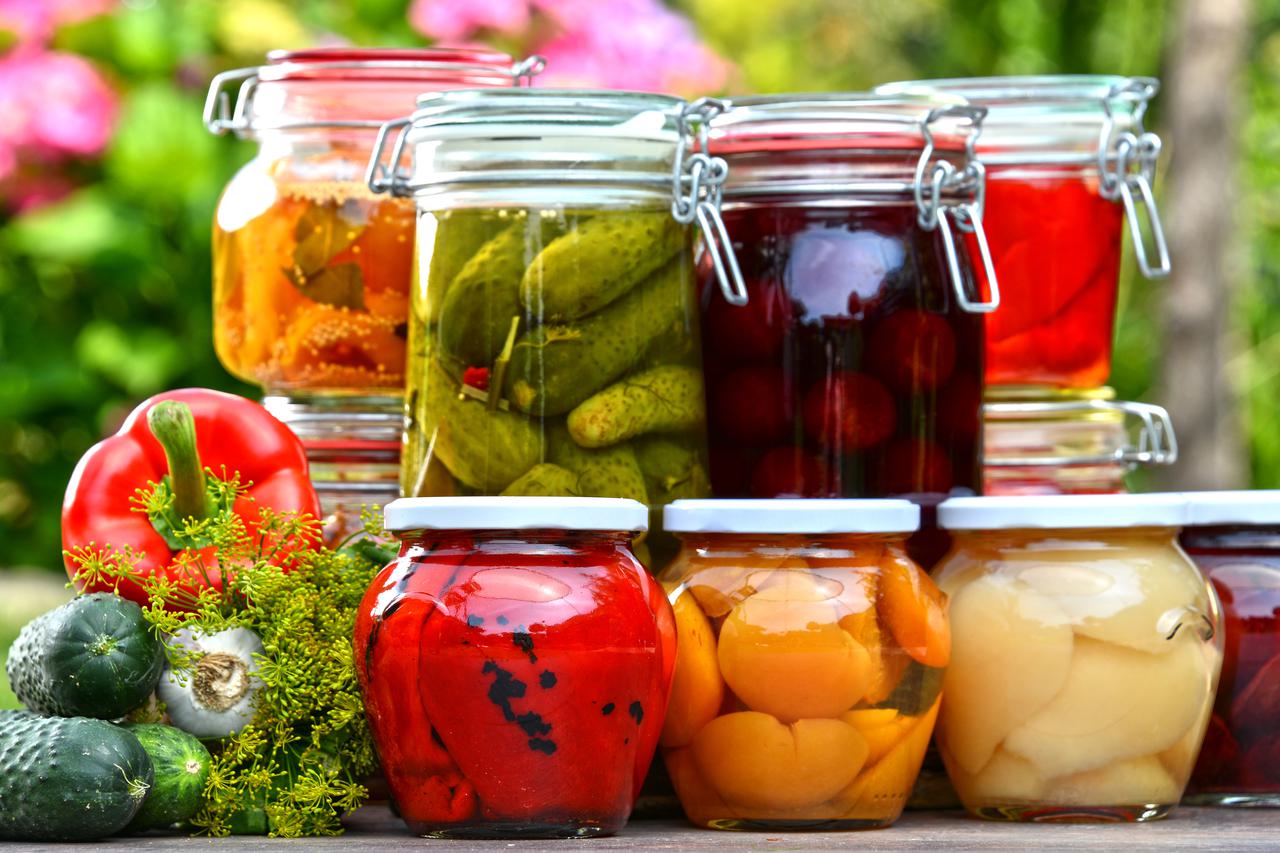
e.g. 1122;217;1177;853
718;573;873;721
831;698;939;822
691;712;869;811
878;549;950;668
662;592;726;748
664;747;734;826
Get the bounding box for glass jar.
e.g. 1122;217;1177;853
658;499;946;830
983;387;1177;496
204;48;536;539
367;91;740;566
353;496;675;838
877;76;1171;389
1180;491;1280;806
699;96;997;506
934;494;1222;822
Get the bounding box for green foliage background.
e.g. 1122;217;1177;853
1;0;1276;572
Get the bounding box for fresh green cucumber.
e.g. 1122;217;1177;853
6;592;164;719
0;711;153;841
124;723;211;832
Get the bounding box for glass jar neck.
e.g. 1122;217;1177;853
1181;525;1280;554
952;526;1180;545
681;532;908;551
398;529;635;552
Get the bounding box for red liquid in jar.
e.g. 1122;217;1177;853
701;205;983;504
353;533;675;837
978;172;1124;388
1182;532;1280;800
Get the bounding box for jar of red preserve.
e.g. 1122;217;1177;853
983;387;1177;496
1181;491;1280;806
204;48;540;540
700;95;998;523
353;496;675;838
877;76;1170;389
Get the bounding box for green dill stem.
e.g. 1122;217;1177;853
148;401;212;522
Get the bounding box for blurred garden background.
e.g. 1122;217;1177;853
0;0;1271;594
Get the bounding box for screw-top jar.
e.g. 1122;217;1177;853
353;496;674;838
1180;491;1280;806
934;494;1221;822
877;76;1169;389
658;499;947;830
696;95;997;566
204;48;538;539
983;387;1177;495
367;91;742;566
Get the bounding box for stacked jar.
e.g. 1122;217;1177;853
933;494;1222;821
876;77;1177;493
1181;491;1280;806
204;48;539;540
658;499;947;830
366;91;743;567
696;95;999;567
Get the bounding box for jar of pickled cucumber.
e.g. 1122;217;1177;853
204;48;538;539
696;95;999;567
1180;491;1280;806
658;499;947;830
367;91;743;566
354;496;674;838
934;494;1222;822
983;387;1177;496
877;77;1170;389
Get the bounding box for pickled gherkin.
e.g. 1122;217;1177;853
403;205;711;561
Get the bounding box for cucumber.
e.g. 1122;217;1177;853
0;711;153;841
6;592;164;719
124;723;211;833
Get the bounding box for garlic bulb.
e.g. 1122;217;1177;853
157;627;263;739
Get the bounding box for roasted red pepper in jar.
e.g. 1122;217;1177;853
354;498;675;838
62;388;321;606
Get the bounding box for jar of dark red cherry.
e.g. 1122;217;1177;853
203;48;539;541
353;496;675;838
700;95;998;520
983;387;1177;496
1181;491;1280;806
877;76;1169;389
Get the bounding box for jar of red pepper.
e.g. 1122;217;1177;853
353;496;675;838
699;95;998;566
877;76;1170;389
203;48;540;540
983;387;1177;496
1181;491;1280;806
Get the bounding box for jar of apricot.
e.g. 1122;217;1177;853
658;499;948;830
934;494;1222;822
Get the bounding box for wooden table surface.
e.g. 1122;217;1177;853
10;806;1278;852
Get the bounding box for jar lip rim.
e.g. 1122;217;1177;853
1182;490;1280;526
412;88;686;114
938;493;1188;530
384;497;649;533
875;75;1159;105
664;499;921;534
254;47;519;83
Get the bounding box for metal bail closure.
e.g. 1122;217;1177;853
203;67;259;135
511;55;547;86
983;398;1178;468
365;117;413;197
1098;81;1171;279
915;107;1000;314
673;98;747;306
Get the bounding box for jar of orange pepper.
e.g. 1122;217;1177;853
658;499;948;830
203;48;539;538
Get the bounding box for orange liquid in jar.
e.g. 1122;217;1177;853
213;158;416;393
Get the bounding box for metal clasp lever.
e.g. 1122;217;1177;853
203;68;259;135
365;117;413;197
1114;132;1172;279
673;98;748;307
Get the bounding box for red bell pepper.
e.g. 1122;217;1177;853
63;388;321;607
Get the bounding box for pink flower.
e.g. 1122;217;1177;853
0;46;118;159
0;0;114;44
408;0;530;41
533;0;731;96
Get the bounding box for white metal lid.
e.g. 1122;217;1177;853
384;497;648;533
1183;491;1280;526
937;493;1189;530
663;499;920;535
